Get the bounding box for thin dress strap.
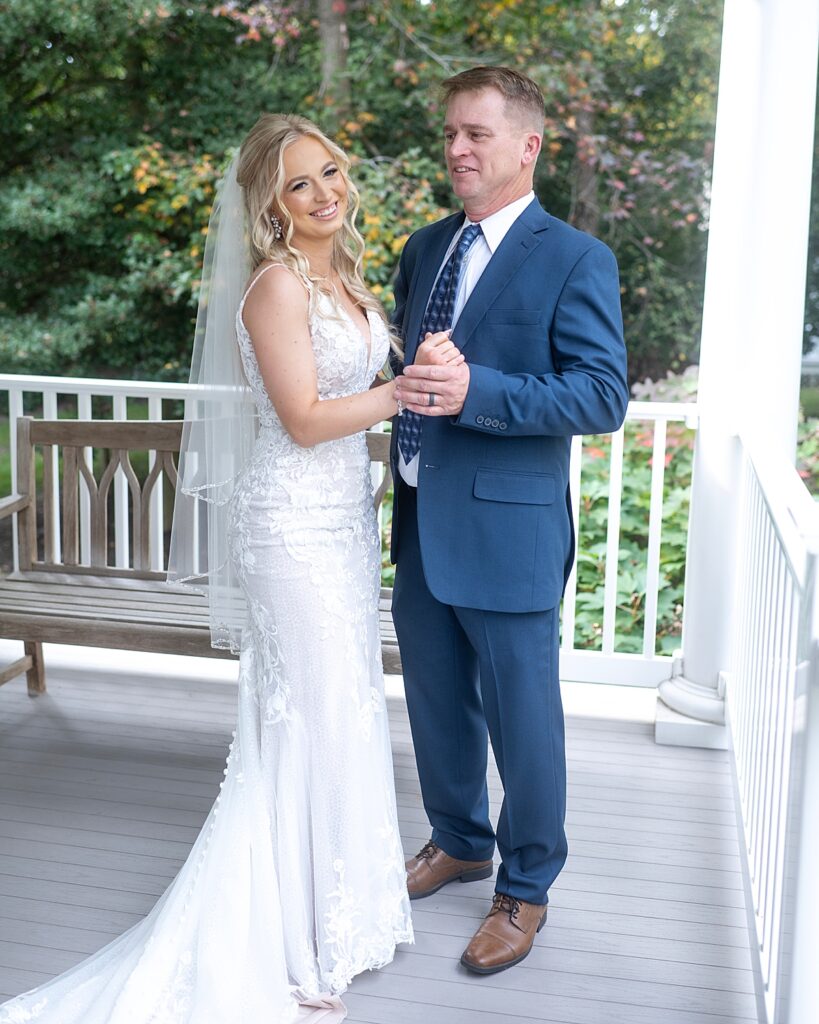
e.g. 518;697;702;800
238;262;287;317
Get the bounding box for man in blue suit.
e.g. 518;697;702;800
391;66;629;974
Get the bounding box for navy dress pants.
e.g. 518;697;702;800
392;484;568;905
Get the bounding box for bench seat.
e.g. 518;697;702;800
0;572;401;671
0;418;401;693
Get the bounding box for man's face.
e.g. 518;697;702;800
444;87;538;217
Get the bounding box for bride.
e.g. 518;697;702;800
0;114;461;1023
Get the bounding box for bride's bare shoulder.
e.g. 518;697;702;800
243;262;308;321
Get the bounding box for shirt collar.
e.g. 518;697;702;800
464;191;536;253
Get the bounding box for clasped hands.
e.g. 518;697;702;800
394;331;469;416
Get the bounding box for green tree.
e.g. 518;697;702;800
0;0;725;385
338;0;723;381
0;1;307;377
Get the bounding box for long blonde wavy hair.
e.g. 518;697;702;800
236;113;384;324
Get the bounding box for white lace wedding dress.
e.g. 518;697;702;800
0;266;413;1023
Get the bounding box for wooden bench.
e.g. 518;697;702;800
0;417;400;695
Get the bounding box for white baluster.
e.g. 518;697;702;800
78;391;93;564
560;434;583;653
642;418;667;657
113;393;129;567
148;395;164;570
601;425;624;655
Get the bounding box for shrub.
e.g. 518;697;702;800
571;421;693;654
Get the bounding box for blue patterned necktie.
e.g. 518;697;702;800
397;222;482;465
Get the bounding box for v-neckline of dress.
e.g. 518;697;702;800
332;295;373;372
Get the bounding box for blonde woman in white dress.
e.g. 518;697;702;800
0;114;462;1024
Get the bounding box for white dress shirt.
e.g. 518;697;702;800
399;191;535;486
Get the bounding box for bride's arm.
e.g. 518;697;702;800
243;265;398;448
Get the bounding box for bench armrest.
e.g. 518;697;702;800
0;493;29;520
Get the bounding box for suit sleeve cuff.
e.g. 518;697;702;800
453;363;510;433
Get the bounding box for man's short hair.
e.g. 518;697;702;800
441;66;545;130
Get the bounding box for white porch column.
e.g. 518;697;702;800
657;0;819;743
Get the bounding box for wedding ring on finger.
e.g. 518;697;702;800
428;392;436;408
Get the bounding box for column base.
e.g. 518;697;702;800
658;673;726;724
655;672;729;749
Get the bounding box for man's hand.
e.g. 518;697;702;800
395;360;471;416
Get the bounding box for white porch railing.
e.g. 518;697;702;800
0;373;696;687
729;440;819;1024
0;375;199;576
562;400;697;686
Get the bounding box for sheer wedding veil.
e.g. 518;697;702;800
167;114;395;650
167;154;256;652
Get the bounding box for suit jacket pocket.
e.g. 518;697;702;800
473;468;555;505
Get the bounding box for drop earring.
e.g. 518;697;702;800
270;213;283;240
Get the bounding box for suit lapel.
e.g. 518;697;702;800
453;199;551;351
404;213;464;364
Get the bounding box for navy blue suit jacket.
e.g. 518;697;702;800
390;198;628;613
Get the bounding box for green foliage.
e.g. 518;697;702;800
797;415;819;494
571;423;693;654
377;419;693;654
0;0;297;378
0;0;726;383
800;385;819;419
352;151;451;309
380;365;701;653
343;0;723;381
574;404;819;656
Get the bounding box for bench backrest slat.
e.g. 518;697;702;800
16;417;183;578
13;418;393;579
62;447;79;565
42;444;56;564
17;417;37;572
28;419;185;452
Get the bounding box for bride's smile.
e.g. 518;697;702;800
310;201;339;218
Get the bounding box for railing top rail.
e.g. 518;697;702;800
625;400;698;423
743;436;819;588
0;373;197;399
0;374;699;425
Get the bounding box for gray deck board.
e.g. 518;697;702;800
0;670;757;1023
420;891;750;948
356;951;759;1017
396;931;756;992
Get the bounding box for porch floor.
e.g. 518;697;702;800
0;660;758;1023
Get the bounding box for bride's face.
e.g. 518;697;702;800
277;136;347;246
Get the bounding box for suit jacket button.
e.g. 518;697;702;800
491;418;500;428
476;415;485;425
499;421;508;430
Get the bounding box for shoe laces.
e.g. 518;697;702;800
417;840;440;861
492;893;522;921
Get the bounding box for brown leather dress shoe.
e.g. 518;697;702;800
405;840;494;900
460;893;548;974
